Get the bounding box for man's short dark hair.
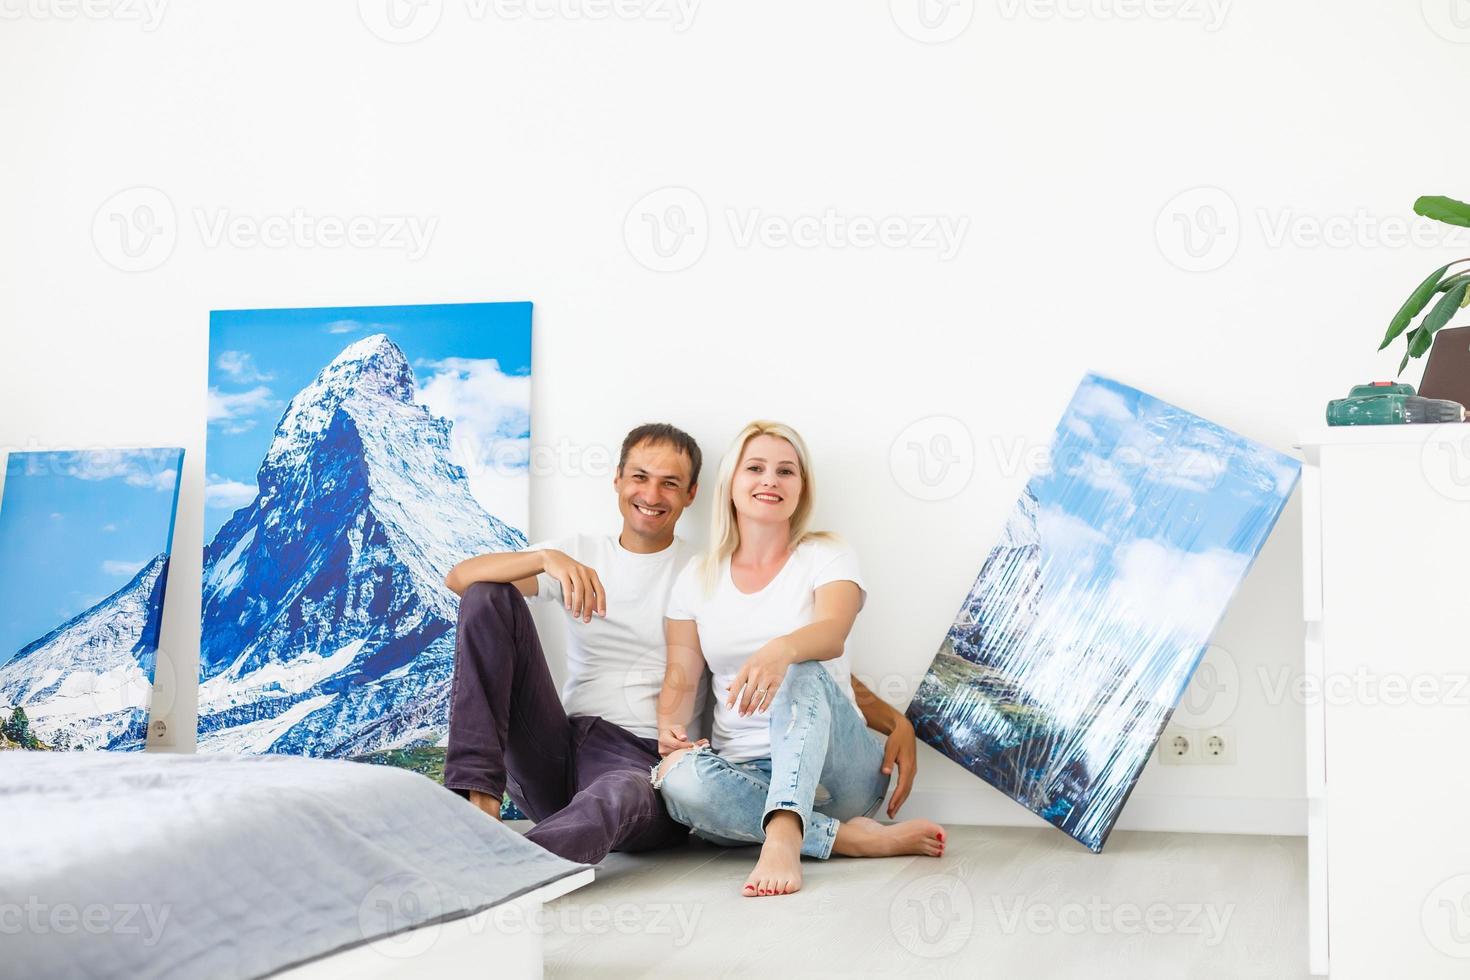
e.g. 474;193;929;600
618;423;702;488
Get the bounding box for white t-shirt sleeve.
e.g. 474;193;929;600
526;535;576;604
810;538;867;611
664;557;703;621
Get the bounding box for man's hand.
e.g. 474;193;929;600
881;717;918;818
542;549;606;623
658;724;707;757
727;641;795;716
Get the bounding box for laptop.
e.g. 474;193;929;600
1419;325;1470;411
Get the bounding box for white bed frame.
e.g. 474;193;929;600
279;868;595;980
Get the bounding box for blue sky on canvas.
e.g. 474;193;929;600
205;303;532;541
1028;374;1299;708
0;449;183;666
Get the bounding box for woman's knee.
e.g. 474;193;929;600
650;747;714;820
772;659;827;709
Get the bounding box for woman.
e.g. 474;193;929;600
653;420;944;897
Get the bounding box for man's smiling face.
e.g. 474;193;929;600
613;439;697;547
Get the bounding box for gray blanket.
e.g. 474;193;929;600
0;751;587;979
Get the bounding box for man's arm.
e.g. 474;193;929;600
445;548;607;622
851;675;917;819
445;550;546;599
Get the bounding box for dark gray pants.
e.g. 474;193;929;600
444;581;687;865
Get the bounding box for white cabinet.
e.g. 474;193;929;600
1299;425;1470;978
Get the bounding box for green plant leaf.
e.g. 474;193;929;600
1436;272;1470;292
1382;263;1451;349
1415;196;1470;228
1399;349;1412;376
1411;280;1469;358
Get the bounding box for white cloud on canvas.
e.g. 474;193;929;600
417;357;531;535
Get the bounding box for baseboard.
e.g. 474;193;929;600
902;789;1306;839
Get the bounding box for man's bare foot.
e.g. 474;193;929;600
744;811;803;897
469;790;503;822
832;816;945;858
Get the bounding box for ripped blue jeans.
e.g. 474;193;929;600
652;660;889;860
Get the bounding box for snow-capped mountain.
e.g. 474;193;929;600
0;553;169;751
198;333;527;759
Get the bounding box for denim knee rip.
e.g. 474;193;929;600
649;742;709;789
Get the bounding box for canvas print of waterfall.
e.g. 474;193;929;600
0;448;184;752
198;303;530;790
905;374;1299;851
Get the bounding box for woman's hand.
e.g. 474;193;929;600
881;717;918;818
727;641;796;717
658;724;707;757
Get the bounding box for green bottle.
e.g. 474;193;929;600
1325;382;1465;426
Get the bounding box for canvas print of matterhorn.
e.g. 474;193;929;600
199;303;530;780
0;448;184;752
905;374;1299;852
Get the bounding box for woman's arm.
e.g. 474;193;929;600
657;617;710;756
728;580;862;716
851;676;917;818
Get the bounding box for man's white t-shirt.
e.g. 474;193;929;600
528;534;696;740
665;536;866;763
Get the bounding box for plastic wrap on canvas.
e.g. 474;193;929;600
905;374;1300;852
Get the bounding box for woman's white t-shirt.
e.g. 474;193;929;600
665;537;866;762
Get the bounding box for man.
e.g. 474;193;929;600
444;423;918;866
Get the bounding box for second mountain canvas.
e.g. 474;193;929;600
200;303;531;777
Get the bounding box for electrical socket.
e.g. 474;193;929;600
1198;727;1235;765
1157;728;1193;765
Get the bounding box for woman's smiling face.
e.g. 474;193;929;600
730;434;802;528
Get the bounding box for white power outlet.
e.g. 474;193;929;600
1158;728;1194;765
1198;727;1236;765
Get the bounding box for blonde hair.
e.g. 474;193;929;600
701;420;830;593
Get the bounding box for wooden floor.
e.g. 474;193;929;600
537;825;1309;979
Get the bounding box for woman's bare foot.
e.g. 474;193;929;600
468;790;503;821
744;811;803;897
832;816;945;858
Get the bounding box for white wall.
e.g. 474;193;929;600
4;0;1465;837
